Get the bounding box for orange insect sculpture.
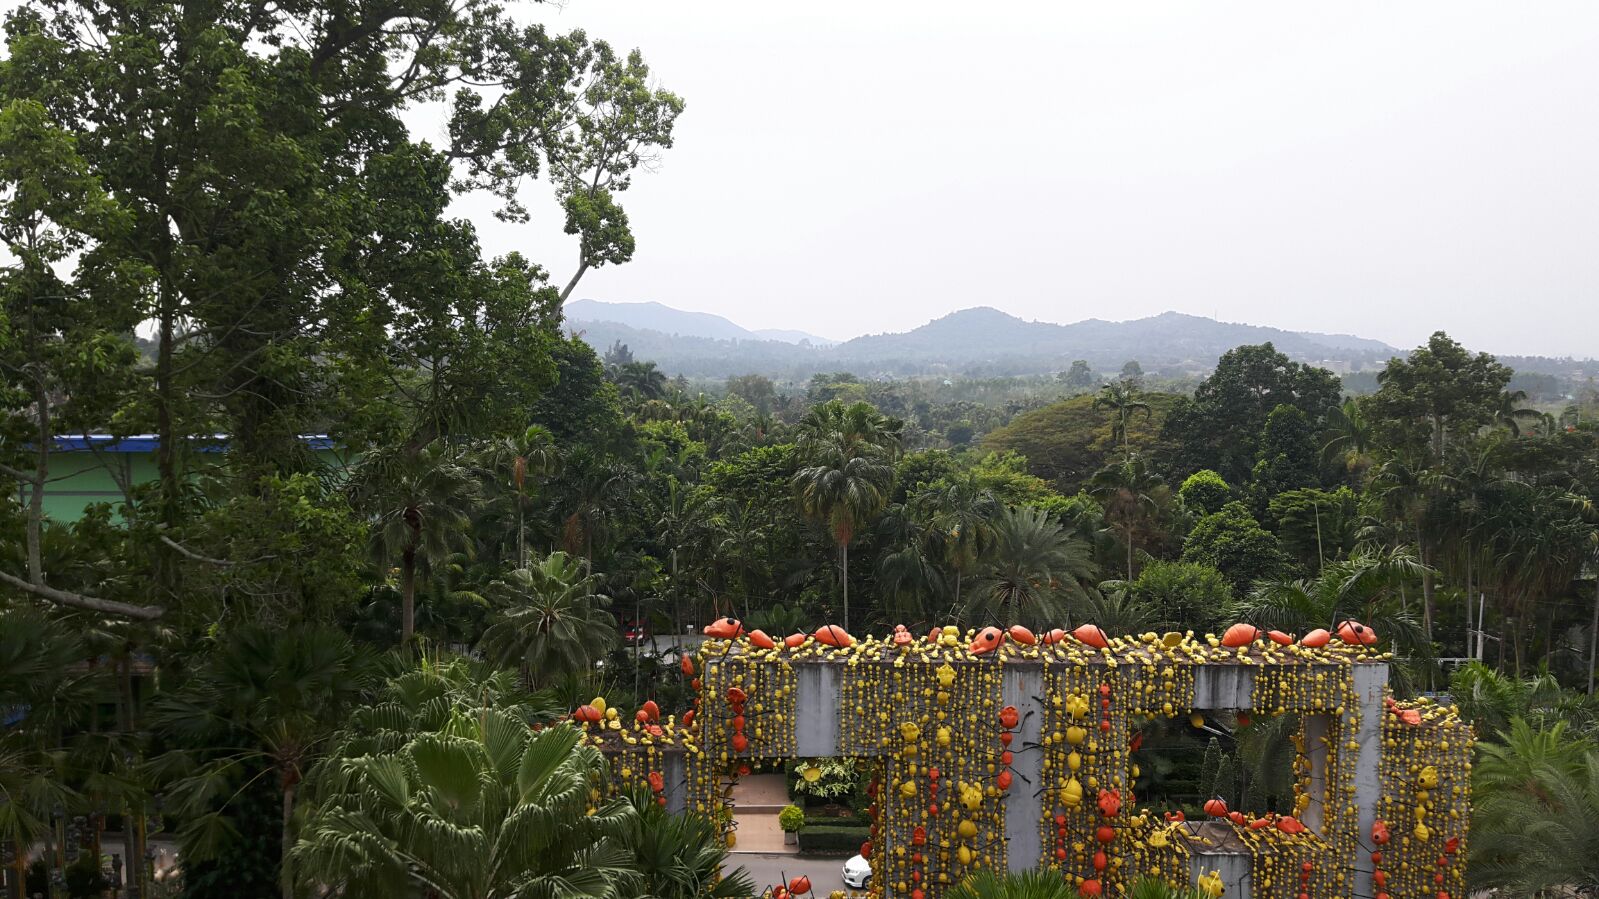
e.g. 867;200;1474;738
892;624;915;647
814;624;854;647
1337;619;1379;645
1073;623;1109;649
703;617;744;639
970;626;1005;655
748;629;776;649
1221;623;1260;647
1008;624;1037;645
1300;628;1332;648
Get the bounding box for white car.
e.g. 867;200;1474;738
841;855;872;890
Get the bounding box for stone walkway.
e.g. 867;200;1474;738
730;774;796;854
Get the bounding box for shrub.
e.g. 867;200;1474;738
778;805;806;833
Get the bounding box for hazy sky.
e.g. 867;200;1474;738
456;0;1599;355
465;4;1593;355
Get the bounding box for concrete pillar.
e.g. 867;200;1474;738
663;749;687;814
1301;714;1331;833
1350;663;1386;899
1002;664;1045;872
794;662;843;757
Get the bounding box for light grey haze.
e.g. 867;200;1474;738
449;2;1599;357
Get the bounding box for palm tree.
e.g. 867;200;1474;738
477;551;618;688
616;360;669;401
1321;397;1375;481
619;789;755;899
1370;455;1440;644
916;473;1000;608
967;505;1097;627
794;416;895;631
1093;381;1152;455
1450;663;1599;739
1089;453;1168;581
1231;550;1433;688
948;868;1141;899
482;425;561;568
1492;388;1540;437
151;625;375;899
292;720;637;899
0;608;96;881
558;446;636;574
1470;720;1599;895
354;441;482;642
797;399;903;460
876;504;948;627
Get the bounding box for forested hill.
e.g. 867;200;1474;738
565;305;1399;379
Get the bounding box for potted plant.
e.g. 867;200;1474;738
778;804;805;845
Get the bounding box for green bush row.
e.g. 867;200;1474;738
798;824;870;857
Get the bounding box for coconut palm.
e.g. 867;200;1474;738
354;441;482;642
477;551;618;688
1089;453;1168;581
967;505;1097;628
150;625;375;899
1093;381;1152;455
292;719;637;899
793;424;895;631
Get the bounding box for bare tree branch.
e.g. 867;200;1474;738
0;569;164;620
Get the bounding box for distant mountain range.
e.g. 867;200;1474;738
566;300;839;346
563;302;1402;380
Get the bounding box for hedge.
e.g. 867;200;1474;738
804;813;869;829
798;824;870;857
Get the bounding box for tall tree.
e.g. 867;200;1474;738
0;99;154;618
153;625;375;899
478;551;617;688
1369;332;1512;464
968;504;1096;628
354;443;482;642
1089;453;1169;581
1161;344;1341;483
1093;381;1153;457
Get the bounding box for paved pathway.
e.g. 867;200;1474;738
730;774;795;854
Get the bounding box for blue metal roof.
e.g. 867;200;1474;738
50;435;335;453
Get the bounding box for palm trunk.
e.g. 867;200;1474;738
125;804;141;899
841;540;850;632
401;549;417;642
1125;530;1135;582
281;779;298;899
1588;575;1598;695
1417;525;1434;642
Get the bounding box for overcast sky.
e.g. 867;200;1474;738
458;3;1599;355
